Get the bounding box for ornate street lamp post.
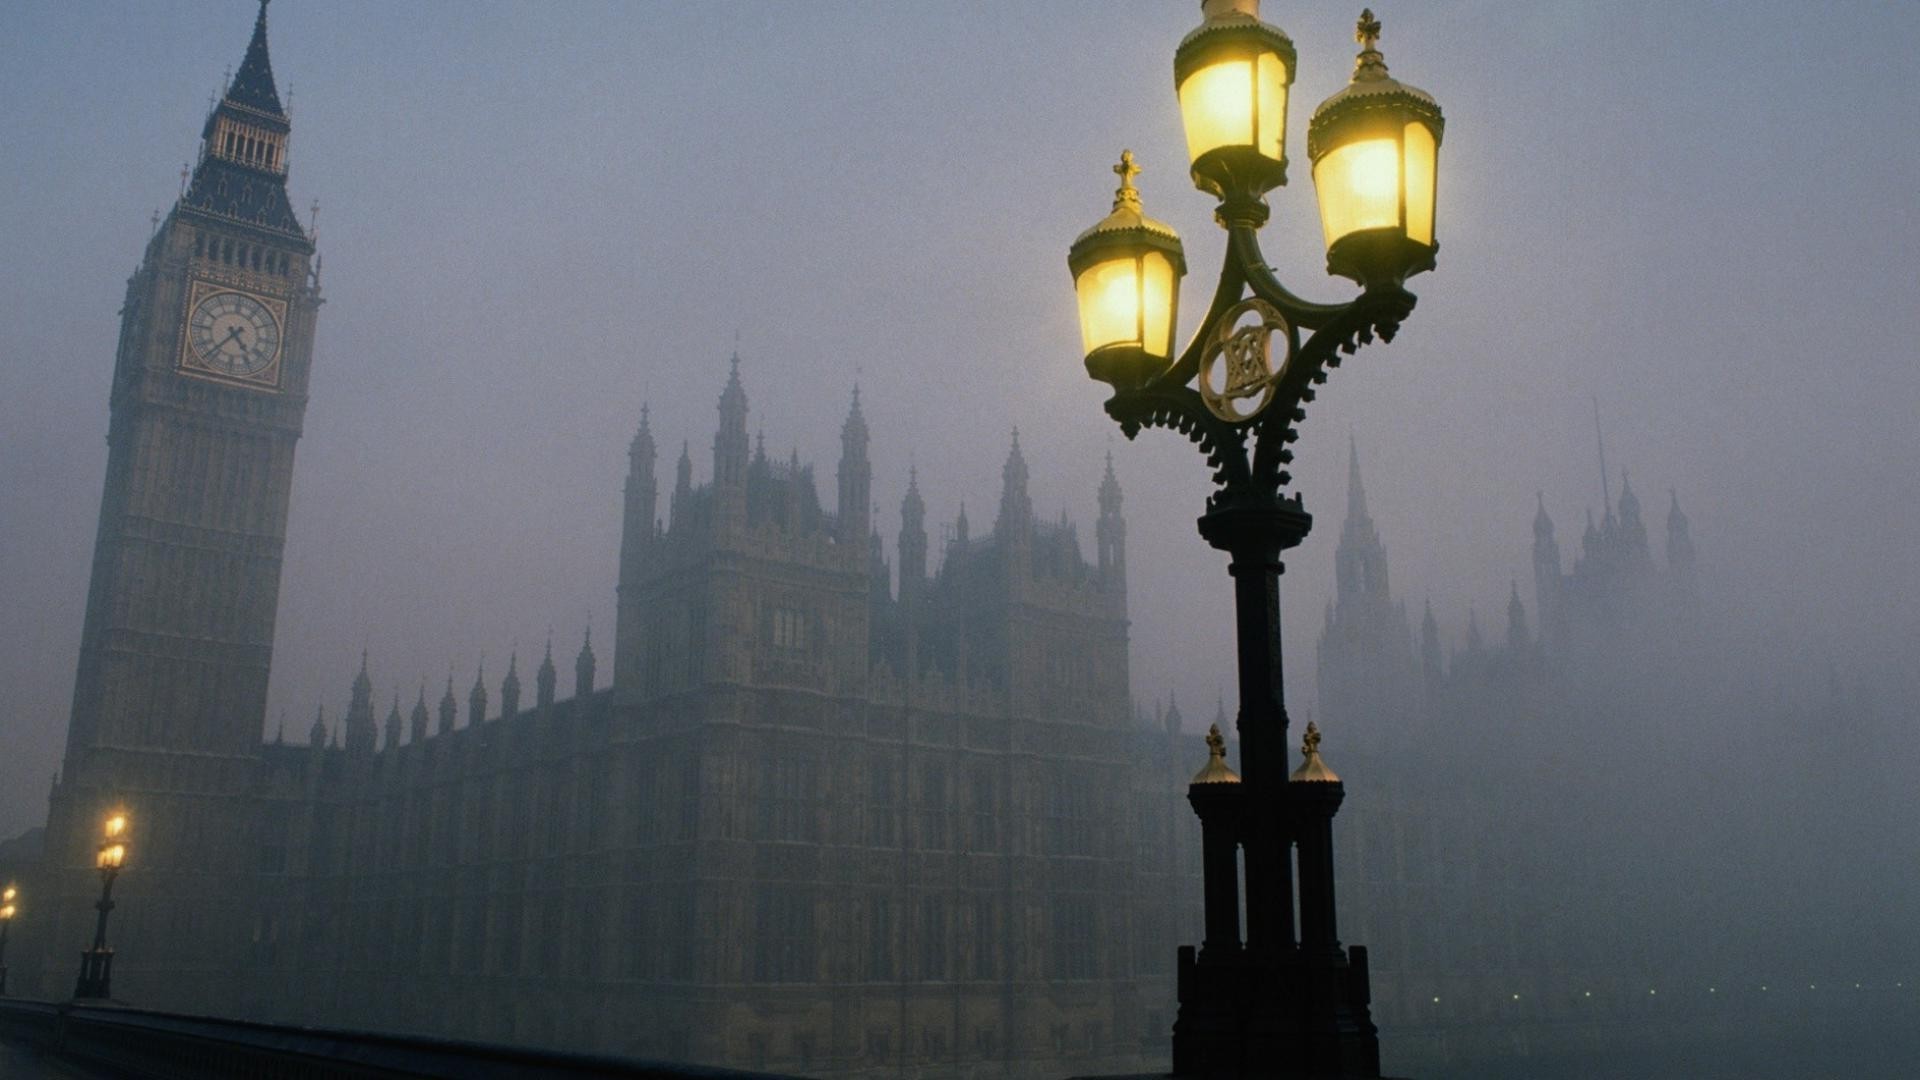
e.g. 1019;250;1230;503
0;885;16;996
1069;4;1444;1076
75;812;129;1001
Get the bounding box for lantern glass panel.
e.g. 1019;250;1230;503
1179;52;1287;166
1141;250;1178;359
1404;121;1436;246
1313;135;1401;249
1256;52;1287;160
1076;256;1144;357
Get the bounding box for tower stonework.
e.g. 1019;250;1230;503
39;1;318;1015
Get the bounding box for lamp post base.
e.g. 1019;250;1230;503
74;948;113;1001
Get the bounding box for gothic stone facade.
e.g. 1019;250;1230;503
10;11;1212;1077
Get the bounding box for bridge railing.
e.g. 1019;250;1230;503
0;998;800;1079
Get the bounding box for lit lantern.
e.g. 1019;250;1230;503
1174;0;1296;202
1069;151;1187;388
1308;9;1444;287
98;811;129;869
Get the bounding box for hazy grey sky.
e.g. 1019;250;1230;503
3;1;1917;838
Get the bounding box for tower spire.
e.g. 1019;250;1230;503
227;0;284;116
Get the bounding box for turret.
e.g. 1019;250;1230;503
308;705;327;749
1334;436;1390;610
1531;492;1561;639
954;502;970;546
500;653;521;720
437;676;457;736
343;650;375;756
837;387;871;547
576;628;597;698
1096;452;1126;587
898;467;927;600
1506;581;1529;653
409;684;429;744
996;430;1032;541
536;637;558;710
714;355;749;523
621;404;658;578
468;664;488;727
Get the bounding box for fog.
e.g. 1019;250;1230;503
2;2;1917;1076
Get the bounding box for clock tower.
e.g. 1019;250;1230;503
44;0;319;1010
65;1;315;767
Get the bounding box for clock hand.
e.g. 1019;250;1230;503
220;325;249;354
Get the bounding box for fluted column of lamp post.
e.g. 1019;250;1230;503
1066;3;1444;1076
74;812;129;1001
0;884;16;996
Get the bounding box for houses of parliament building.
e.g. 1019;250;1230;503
8;6;1726;1079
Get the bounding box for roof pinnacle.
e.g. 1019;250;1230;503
1290;721;1340;782
1192;723;1242;785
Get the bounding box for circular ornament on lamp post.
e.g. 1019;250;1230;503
1198;298;1292;422
1069;151;1188;390
1174;0;1297;213
1308;9;1445;288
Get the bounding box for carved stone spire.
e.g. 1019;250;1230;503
997;429;1031;538
500;652;521;720
468;663;488;727
837;386;871;546
1097;451;1126;583
575;627;597;698
437;675;457;736
899;466;927;595
536;636;558;710
343;650;375;756
409;683;429;743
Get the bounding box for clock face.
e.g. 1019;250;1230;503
186;289;282;380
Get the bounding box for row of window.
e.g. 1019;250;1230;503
194;231;294;276
215;122;282;171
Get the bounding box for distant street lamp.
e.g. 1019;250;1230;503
1067;3;1444;1076
0;884;16;996
75;812;129;1001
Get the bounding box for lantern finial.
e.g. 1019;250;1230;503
1353;9;1390;81
1112;150;1143;212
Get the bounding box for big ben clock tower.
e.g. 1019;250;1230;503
43;0;319;1010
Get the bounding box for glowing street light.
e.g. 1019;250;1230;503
1066;4;1446;1074
0;884;16;996
75;810;130;1000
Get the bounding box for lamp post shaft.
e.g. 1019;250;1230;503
0;919;10;996
75;867;118;1000
1224;534;1294;956
92;869;117;951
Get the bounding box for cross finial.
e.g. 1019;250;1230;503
1111;149;1143;211
1301;720;1322;757
1356;9;1381;50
